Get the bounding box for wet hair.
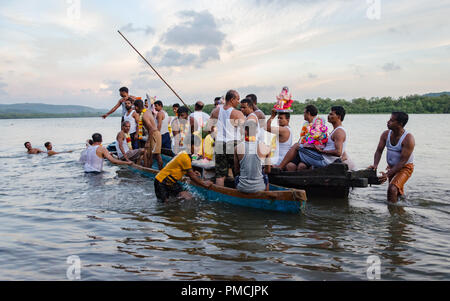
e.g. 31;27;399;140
240;98;253;107
246;94;257;105
154;100;163;107
392;111;409;127
119;87;129;93
44;142;51;148
278;112;290;120
24;142;30;147
134;99;144;109
92;133;102;143
122;121;130;127
172;103;180;108
194;101;204;111
177;106;189;115
331;106;346;121
225;90;238;103
305;105;318;117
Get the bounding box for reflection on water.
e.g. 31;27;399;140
0;116;449;280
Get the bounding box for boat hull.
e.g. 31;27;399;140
128;164;307;214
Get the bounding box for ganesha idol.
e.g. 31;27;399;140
274;86;294;112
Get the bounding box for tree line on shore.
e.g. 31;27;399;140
1;94;448;119
165;94;450;116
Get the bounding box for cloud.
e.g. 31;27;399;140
162;10;225;47
158;49;197;67
382;62;401;72
0;77;8;95
143;10;228;68
130;75;162;90
120;23;155;35
99;80;123;94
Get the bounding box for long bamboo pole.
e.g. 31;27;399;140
117;30;192;113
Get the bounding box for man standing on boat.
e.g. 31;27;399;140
240;98;260;138
171;106;192;153
266;108;292;166
277;106;347;171
102;87;137;123
189;101;210;134
207;90;245;187
134;99;163;169
154;100;172;151
80;133;132;173
116;121;144;163
123;98;140;149
369;112;415;204
245;94;265;123
234;121;272;193
154;134;213;202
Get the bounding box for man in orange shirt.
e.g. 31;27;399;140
154;134;213;202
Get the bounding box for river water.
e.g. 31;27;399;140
0;114;449;280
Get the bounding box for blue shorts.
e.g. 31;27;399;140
297;146;328;168
161;132;172;150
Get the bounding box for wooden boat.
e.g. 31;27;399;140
157;148;380;199
128;163;307;214
269;164;381;199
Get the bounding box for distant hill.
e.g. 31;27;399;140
423;92;450;97
0;103;120;119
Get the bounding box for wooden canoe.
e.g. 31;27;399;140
128;164;307;214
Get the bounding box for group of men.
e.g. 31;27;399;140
81;86;415;205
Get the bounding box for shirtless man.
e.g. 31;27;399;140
134;99;163;169
44;142;73;156
369;112;415;205
24;142;43;154
80;133;132;173
207;90;245;187
102;87;137;122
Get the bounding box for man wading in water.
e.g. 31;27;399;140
369;112;415;206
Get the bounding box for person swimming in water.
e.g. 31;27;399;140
24;142;43;154
44;142;73;156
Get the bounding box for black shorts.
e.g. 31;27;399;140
154;179;184;201
215;141;237;178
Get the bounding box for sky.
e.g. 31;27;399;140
0;0;449;109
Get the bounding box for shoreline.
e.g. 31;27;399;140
1;112;448;120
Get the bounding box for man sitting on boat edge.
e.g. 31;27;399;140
154;134;213;202
116;121;145;163
276;106;347;171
